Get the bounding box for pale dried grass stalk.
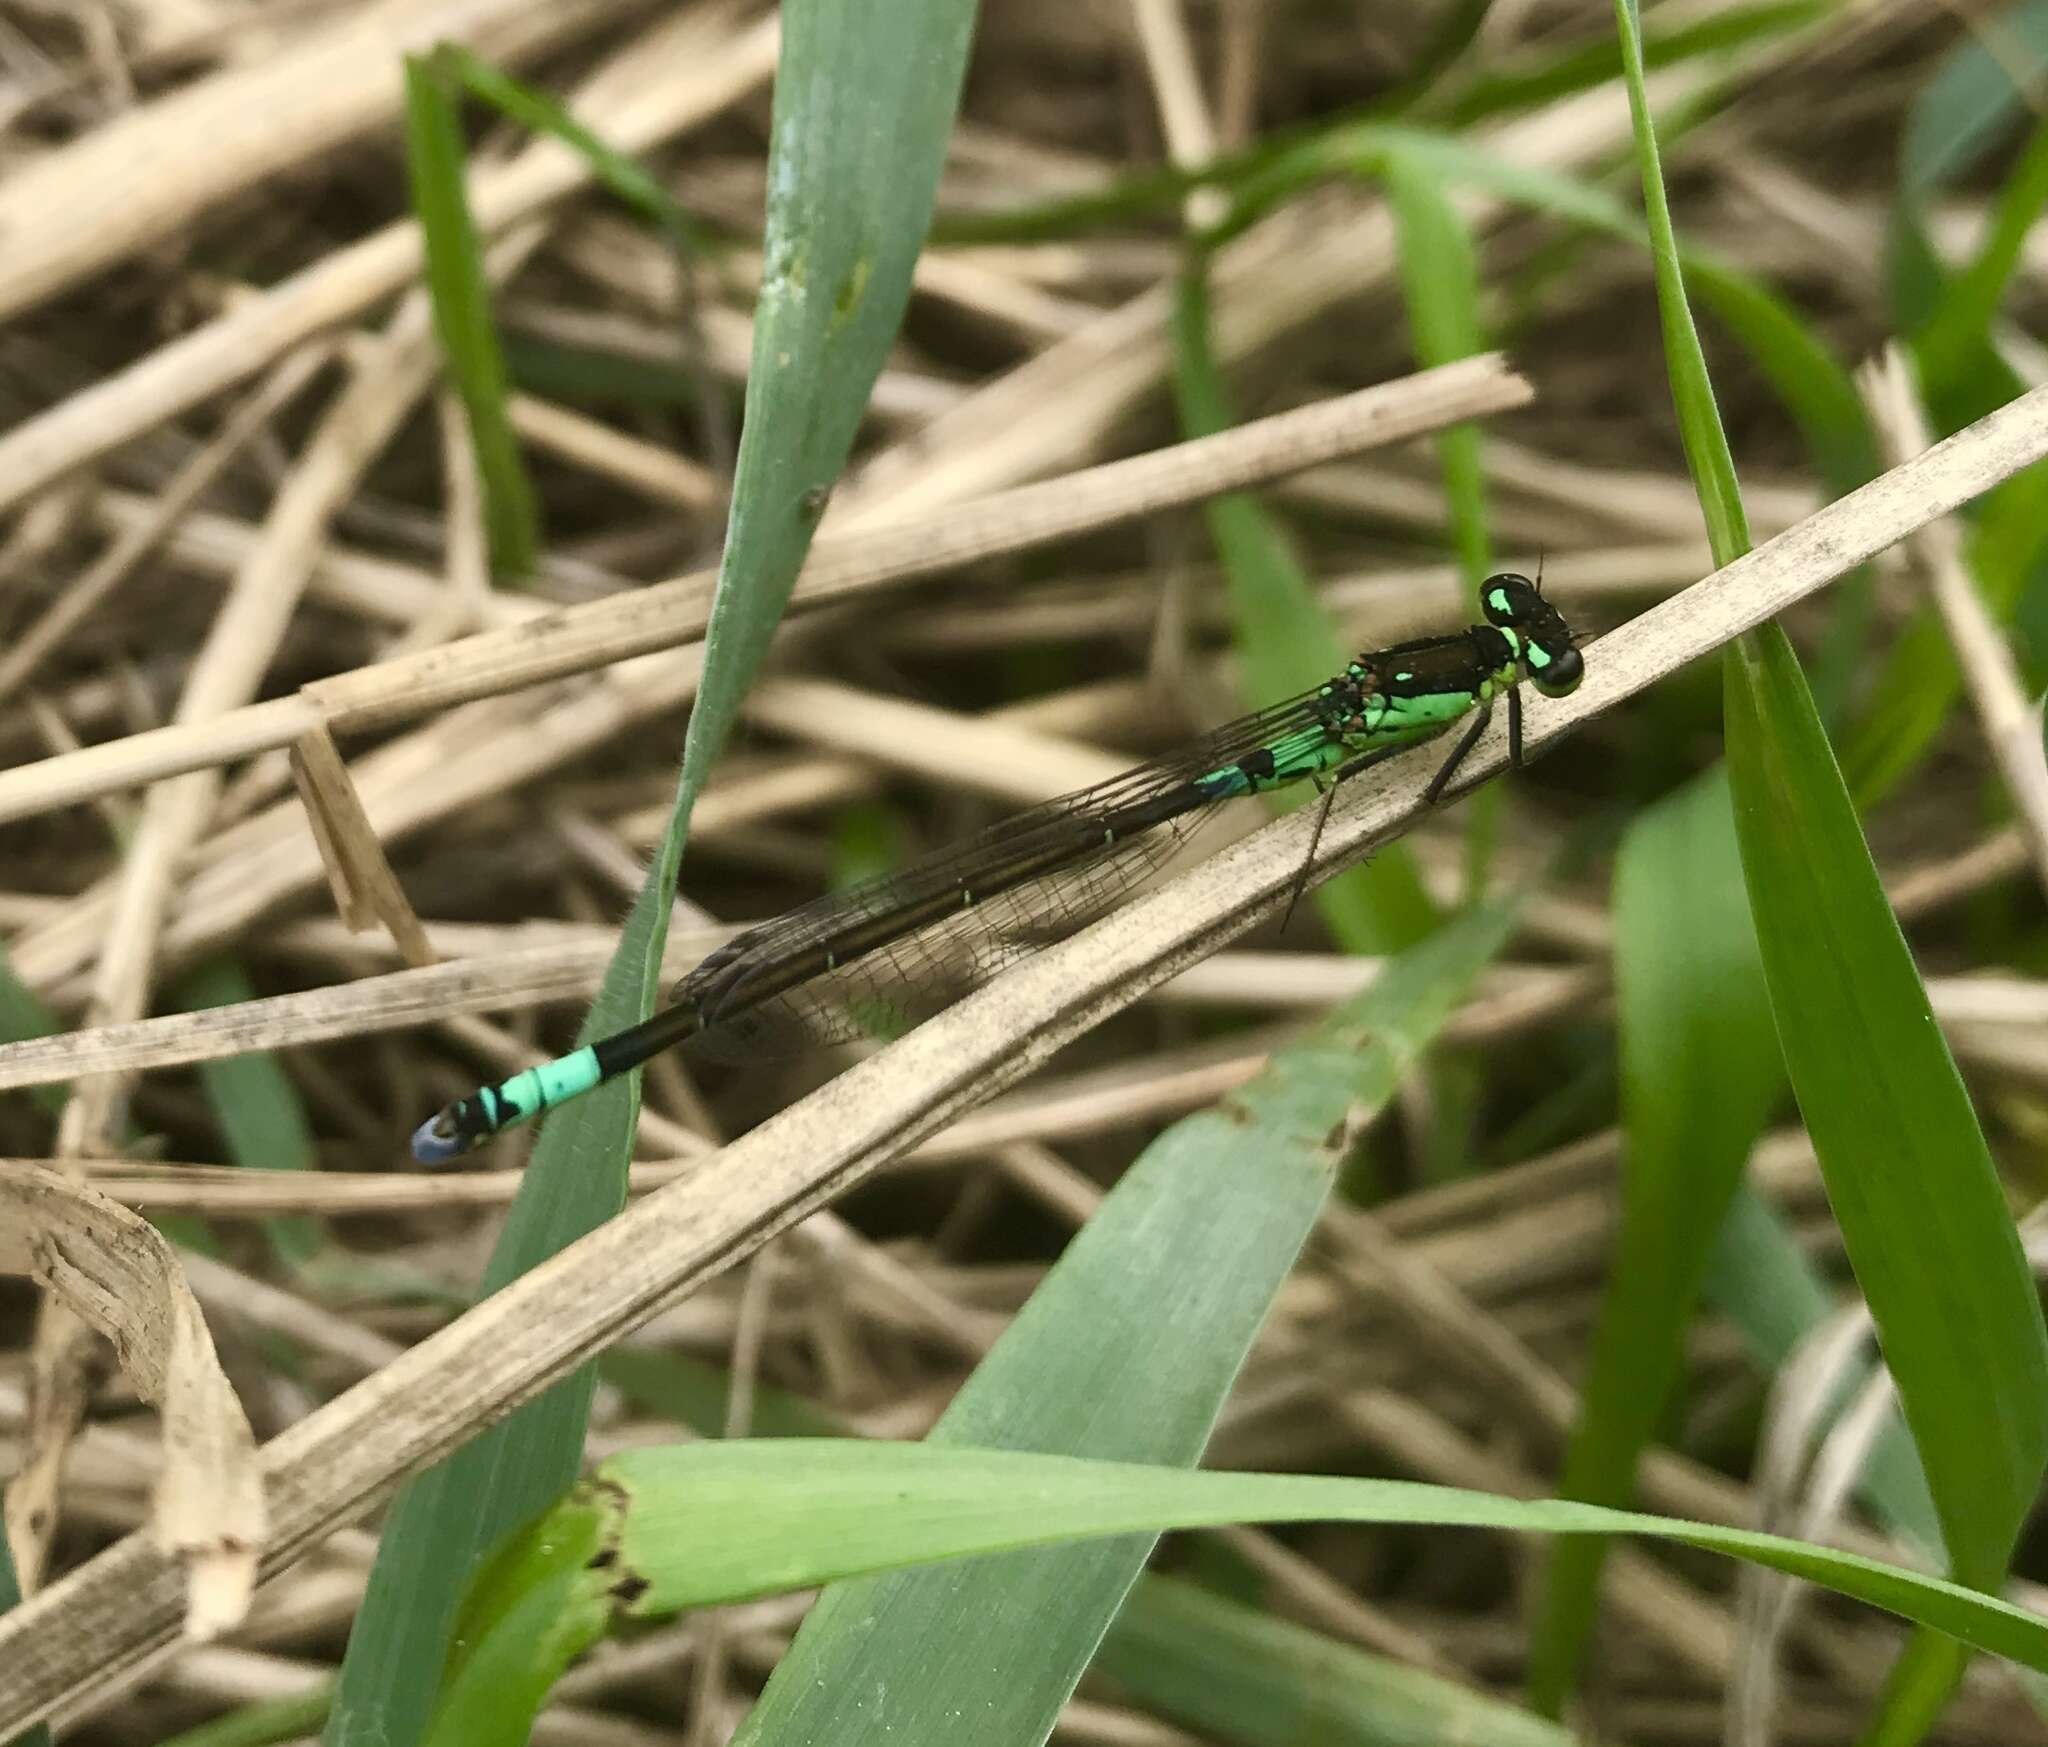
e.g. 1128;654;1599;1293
2;374;2045;1737
0;1166;266;1635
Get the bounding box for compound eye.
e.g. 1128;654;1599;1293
1531;644;1583;698
1481;574;1536;626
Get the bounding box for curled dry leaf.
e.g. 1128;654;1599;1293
0;1164;266;1638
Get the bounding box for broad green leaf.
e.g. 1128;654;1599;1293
330;5;978;1740
1726;630;2048;1735
728;904;1520;1747
493;1441;2048;1671
425;1489;616;1745
1604;14;2048;1741
1100;1573;1581;1747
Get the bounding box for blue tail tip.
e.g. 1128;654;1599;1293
411;1110;466;1165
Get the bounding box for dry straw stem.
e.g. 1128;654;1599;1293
0;342;339;708
0;2;782;514
0;0;638;324
2;378;2047;1734
0;355;1530;828
286;725;435;966
841;77;1658;521
0;1167;265;1640
1863;346;2048;894
4;367;1528;1004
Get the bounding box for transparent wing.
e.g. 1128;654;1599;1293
686;817;1210;1057
678;684;1334;1058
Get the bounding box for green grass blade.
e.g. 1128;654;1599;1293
1841;109;2048;798
425;1487;615;1745
1380;142;1503;912
402;1432;2048;1746
324;886;654;1747
156;1687;332;1747
1334;126;1874;540
402;51;538;577
1705;1187;1942;1554
1611;0;1748;566
437;46;705;240
1683;258;1881;717
1444;0;1823;126
927;2;1820;249
172;957;321;1270
669;0;975;821
1915;118;2048;391
330;8;978;1740
1529;770;1783;1708
1725;631;2048;1709
1098;1573;1581;1747
1381;145;1490;584
1843;453;2048;805
1900;0;2048;195
577;1442;2048;1670
726;903;1520;1747
1168;262;1437;951
1606;6;2048;1733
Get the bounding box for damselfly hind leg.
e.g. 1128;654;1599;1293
1282;744;1408;928
1508;685;1524;768
1423;698;1493;806
1281;773;1340;933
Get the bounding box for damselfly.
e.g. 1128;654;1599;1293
411;573;1583;1161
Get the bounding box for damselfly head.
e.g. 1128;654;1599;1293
1481;572;1583;699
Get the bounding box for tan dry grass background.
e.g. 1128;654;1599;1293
4;1;2048;1742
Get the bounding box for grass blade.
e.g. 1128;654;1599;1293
487;1441;2048;1672
1530;770;1783;1707
1168;263;1437;950
1725;629;2048;1734
727;903;1519;1746
402;51;538;577
172;957;322;1270
1100;1573;1579;1747
1900;0;2048;195
1382;145;1491;584
329;6;978;1740
1569;11;2048;1736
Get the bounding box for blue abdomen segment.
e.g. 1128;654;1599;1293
410;1045;604;1162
